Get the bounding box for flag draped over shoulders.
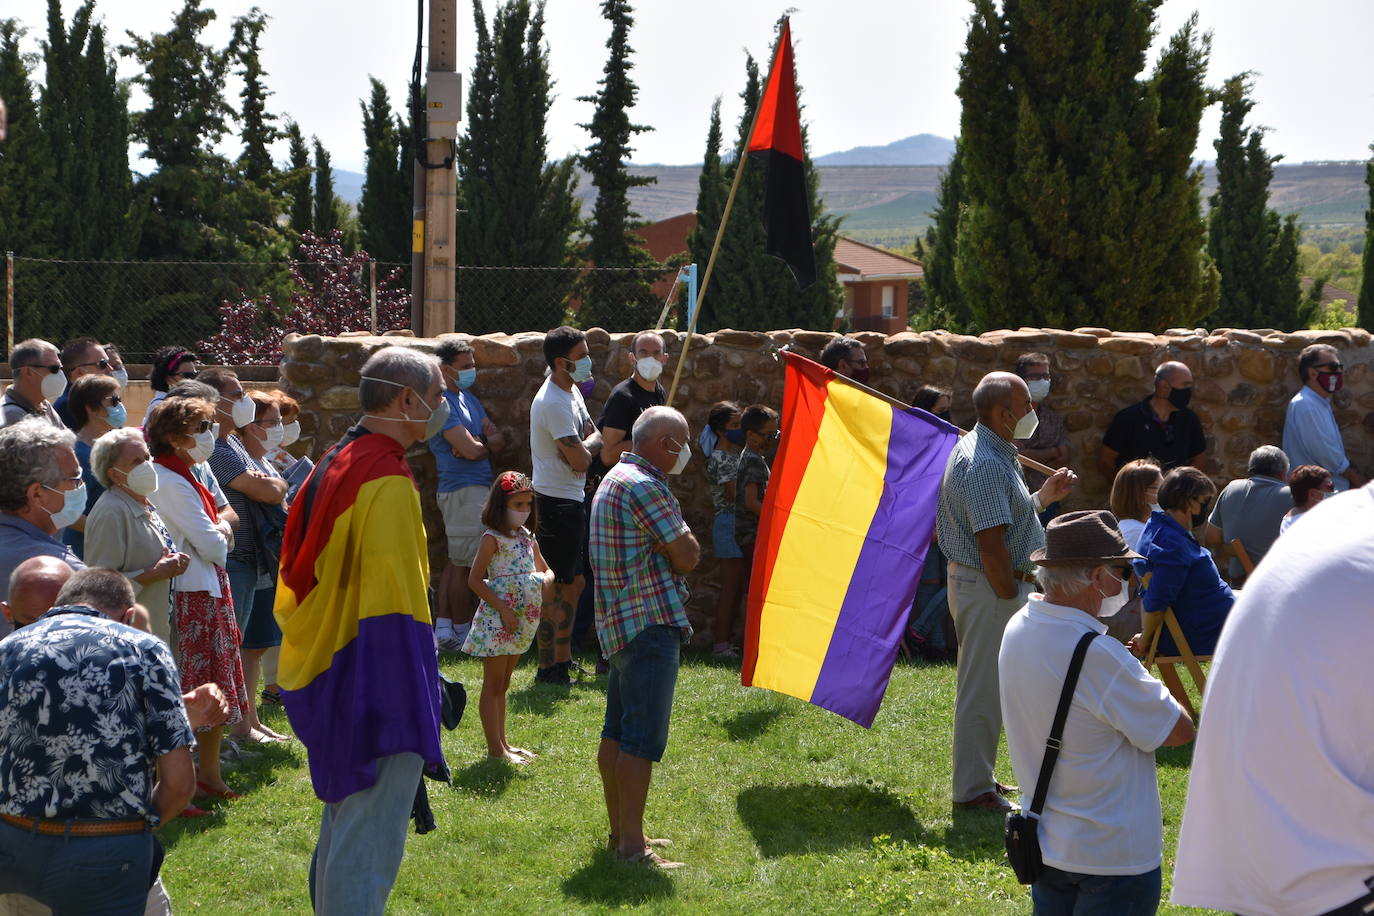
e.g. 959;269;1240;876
743;353;957;726
274;428;442;803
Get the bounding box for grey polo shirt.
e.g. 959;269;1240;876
0;388;64;430
1207;475;1291;580
936;423;1045;574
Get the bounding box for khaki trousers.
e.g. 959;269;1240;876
948;562;1032;803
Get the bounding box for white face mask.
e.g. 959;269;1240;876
187;429;216;464
361;375;451;440
507;508;531;530
261;424;285;450
636;356;665;382
118;460;159;497
111;368;130;389
280;420;301;448
38;368;66;403
1012;406;1040;440
1026;379;1051;402
667;438;691;475
41;482;86;530
1095;568;1129;618
221;395;255;429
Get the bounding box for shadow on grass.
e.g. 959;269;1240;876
1156;742;1194;768
718;705;790;742
737;783;925;857
944;806;1016;865
161;739;302;850
450;756;520;797
561;848;675;906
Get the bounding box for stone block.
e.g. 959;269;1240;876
1052;331;1101;349
792;330;835;351
692;349;723;379
885;333;930;359
1219;412;1249;432
1194;380;1226;404
382;329;415;337
1098;336;1158;356
283;361;332;386
926;356;957;382
768;330;794;346
470;336;519;367
1073;328;1113;338
285;334;324;362
1292;329;1352;348
319;385;361;410
513;335;546;355
1224;430;1263;460
1113;356;1146;379
1086;355;1114;377
1171;335;1205;352
328;413;355;436
959;363;987;387
584;328;612;351
1204;335;1229;348
1201;351;1235;378
1236;348;1276;384
945;335;998;363
1262;334;1306;350
1222;329;1265;346
1343;327;1371;346
1055;352;1084;372
1064;411;1095;432
714;329;771;348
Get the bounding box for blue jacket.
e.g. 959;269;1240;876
1135;511;1233;656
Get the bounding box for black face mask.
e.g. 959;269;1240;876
936;410;952;423
1191;499;1210;528
1167;385;1192;410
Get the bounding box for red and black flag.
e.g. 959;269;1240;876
747;20;817;290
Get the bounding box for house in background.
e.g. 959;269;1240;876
635;213;923;332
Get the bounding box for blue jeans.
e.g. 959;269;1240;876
0;820;156;915
225;555;258;634
309;752;423;915
1032;865;1161;916
601;624;681;762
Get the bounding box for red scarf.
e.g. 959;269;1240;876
154;453;220;524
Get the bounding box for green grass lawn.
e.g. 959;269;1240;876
160;654;1215;915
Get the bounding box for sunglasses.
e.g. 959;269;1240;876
1314;362;1344;373
21;363;62;374
74;358;112;371
189;419;215;434
101;394;124;407
171;370;199;381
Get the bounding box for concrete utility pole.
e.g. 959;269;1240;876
412;0;461;337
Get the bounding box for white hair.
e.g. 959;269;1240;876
631;405;688;447
0;418;76;511
1034;564;1096;594
89;427;147;489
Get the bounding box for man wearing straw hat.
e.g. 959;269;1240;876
1000;510;1194;913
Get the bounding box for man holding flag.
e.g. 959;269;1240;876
937;372;1077;811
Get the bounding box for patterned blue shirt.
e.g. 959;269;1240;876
936;423;1044;573
0;607;193;824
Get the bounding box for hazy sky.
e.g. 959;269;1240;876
6;0;1373;173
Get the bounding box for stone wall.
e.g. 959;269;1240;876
279;325;1374;646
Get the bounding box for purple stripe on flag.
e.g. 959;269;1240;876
282;613;443;803
809;407;958;726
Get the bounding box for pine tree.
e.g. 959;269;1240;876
575;0;658;330
284;120;313;235
230;7;276;186
358;77;409;263
0;19;59;258
1207;75;1304;329
454;0;581;334
913;140;969;330
698;32;840;333
954;1;1215;331
685;97;725;328
1359;146;1374;330
312;137;338;237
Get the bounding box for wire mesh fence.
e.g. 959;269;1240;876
5;256;689;364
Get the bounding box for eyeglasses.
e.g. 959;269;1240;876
101;394;124;407
20;363;61;375
73;358;111;371
1314;362;1344;373
766;430;781;442
1024;372;1051;381
171;370;199;381
253;418;282;428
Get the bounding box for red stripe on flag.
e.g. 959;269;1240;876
746;20;804;162
741;351;832;685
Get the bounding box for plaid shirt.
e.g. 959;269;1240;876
590;452;692;656
936;422;1044;574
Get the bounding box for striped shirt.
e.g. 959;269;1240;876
936;423;1044;574
590;452;692;656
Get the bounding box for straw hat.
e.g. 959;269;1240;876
1029;510;1143;567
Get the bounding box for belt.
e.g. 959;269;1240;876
0;813;147;837
1013;569;1038;585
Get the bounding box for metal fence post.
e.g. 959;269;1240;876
5;252;13;356
369;261;378;334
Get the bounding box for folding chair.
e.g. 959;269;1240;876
1141;607;1210;719
1229;538;1256;577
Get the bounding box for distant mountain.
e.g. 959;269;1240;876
335;169;365;207
813;134;955;167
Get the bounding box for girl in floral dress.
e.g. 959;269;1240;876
464;471;554;762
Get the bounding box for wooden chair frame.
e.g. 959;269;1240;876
1142;607;1210;719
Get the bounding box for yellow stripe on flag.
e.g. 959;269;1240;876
751;381;891;701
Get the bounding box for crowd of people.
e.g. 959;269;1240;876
0;328;1368;914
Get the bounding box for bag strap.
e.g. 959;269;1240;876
1028;630;1099;817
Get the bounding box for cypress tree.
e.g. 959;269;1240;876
914;140;969;330
454;0;580;334
684;97;725;329
1359;146;1374;330
0;19;59;257
312;138;339;237
955;1;1214;331
1207;75;1304;329
231;8;276;186
575;0;658;330
284;120;313;235
358;77;409;263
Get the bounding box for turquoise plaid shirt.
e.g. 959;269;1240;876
936;422;1044;574
590;452;693;656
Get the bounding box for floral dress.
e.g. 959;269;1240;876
462;527;545;657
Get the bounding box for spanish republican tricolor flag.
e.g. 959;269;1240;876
748;19;817;290
274;430;443;803
742;353;958;727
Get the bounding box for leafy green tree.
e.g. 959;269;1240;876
695;33;840;333
575;0;659;329
230;7;276;186
454;0;580;334
358;77;409;263
1207;75;1305;329
284;119;313;235
0;19;59;256
1360;146;1374;330
955;1;1215;331
312;137;338;237
684;97;725;328
912;140;969;331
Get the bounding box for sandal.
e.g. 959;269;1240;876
196;780;242;800
617;848;685;870
608;834;673;850
260;688;283;706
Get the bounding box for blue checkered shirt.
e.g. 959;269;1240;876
590;452;693;656
936;423;1044;574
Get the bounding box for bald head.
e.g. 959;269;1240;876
3;556;75;628
972;372;1033;441
1154;361;1192;388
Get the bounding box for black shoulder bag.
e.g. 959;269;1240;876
1004;630;1099;884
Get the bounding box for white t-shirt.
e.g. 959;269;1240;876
1117;517;1147;552
529;377;592;501
999;596;1182;876
1172;486;1374;916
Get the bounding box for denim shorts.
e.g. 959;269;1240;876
712;512;743;560
240;583;282;650
601;624;682;762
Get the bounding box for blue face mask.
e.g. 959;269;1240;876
567;355;593;383
456;368;477;390
106;403;128;429
724;428;745;445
